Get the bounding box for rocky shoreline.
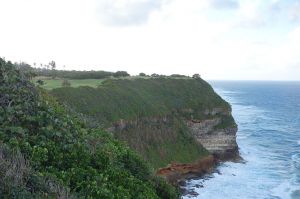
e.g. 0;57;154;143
156;151;241;183
156;108;240;195
156;155;216;184
156;152;242;197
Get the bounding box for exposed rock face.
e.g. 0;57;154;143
186;109;239;159
108;109;239;160
156;155;216;184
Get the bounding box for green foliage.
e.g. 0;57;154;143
113;71;130;78
192;73;201;79
114;117;209;169
151;73;160;77
15;61;37;80
0;143;73;198
0;58;178;198
170;74;188;78
35;68;114;79
36;79;44;85
50;77;232;168
214;114;236;130
51;78;231;127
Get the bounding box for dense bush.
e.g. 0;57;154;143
151;73;160;77
113;71;130;78
35;68;114;79
0;144;73;198
0;58;178;198
170;74;188;78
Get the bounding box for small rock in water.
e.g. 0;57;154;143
194;184;204;188
178;181;187;187
187;190;199;197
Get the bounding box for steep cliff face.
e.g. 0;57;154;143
107;116;210;169
184;108;238;159
187;120;238;159
108;108;238;164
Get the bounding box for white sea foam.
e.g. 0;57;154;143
271;180;299;199
182;84;300;199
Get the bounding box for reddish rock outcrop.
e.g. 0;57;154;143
156;155;216;184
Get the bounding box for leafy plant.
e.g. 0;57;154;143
0;58;178;198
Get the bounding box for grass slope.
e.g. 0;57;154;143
51;78;230;126
51;78;234;168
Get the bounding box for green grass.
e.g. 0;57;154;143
33;78;104;90
50;78;234;168
115;117;209;169
33;76;191;90
1;59;179;198
51;78;230;126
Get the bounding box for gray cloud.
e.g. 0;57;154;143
289;1;300;22
209;0;239;9
97;0;167;26
235;0;300;29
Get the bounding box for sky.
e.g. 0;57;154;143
0;0;300;80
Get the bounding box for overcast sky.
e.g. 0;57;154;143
1;0;300;80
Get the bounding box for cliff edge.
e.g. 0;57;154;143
51;77;238;173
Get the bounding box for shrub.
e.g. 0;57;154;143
170;74;187;78
34;68;114;79
151;73;160;77
192;73;201;79
0;58;178;198
0;143;73;198
36;79;44;85
113;71;130;78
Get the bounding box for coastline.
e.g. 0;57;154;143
157;151;242;196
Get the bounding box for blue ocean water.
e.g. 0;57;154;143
182;81;300;199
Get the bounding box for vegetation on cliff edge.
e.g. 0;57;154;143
50;77;235;168
0;58;178;198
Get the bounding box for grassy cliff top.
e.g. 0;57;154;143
51;77;231;127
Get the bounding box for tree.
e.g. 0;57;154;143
113;71;130;78
14;62;36;80
62;79;71;87
139;73;146;77
49;61;56;79
192;73;201;79
151;73;160;78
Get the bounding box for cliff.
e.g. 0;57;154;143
186;108;238;159
0;59;178;198
50;77;238;171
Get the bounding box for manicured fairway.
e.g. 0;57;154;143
33;78;104;90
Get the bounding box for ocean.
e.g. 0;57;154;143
182;81;300;199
